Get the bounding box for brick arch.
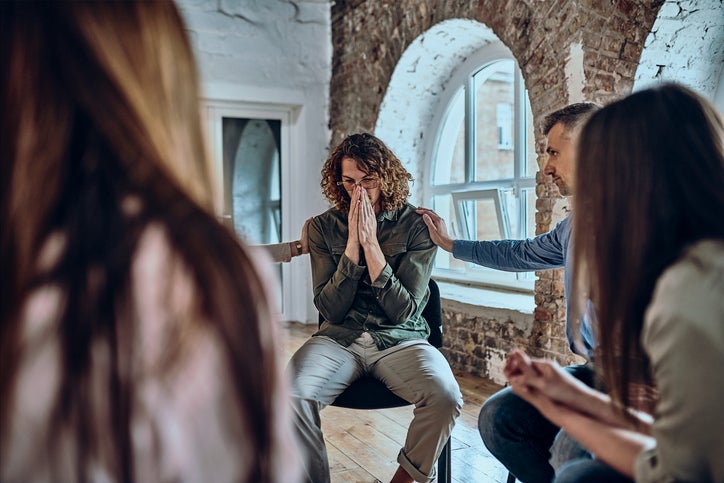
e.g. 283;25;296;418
330;0;663;141
329;1;547;146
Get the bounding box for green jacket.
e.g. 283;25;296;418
308;203;436;349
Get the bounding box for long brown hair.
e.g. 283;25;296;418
320;132;413;213
0;2;290;481
573;83;724;414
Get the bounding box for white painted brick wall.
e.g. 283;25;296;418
635;0;724;111
177;0;330;89
175;0;332;323
176;0;331;215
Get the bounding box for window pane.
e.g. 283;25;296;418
474;60;515;182
427;51;536;289
433;88;465;185
222;117;281;244
500;188;517;238
432;194;465;271
496;103;513;150
460;198;505;241
525;93;538;177
221;116;282;309
524;188;536;239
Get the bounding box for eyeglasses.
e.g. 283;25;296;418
336;177;380;189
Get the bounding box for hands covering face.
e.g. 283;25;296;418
347;185;378;248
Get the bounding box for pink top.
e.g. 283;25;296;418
2;225;301;482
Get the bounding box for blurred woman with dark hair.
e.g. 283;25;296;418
504;83;724;482
0;2;300;481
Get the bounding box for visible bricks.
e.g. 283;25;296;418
330;0;663;379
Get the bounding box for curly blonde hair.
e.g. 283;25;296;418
320;133;413;213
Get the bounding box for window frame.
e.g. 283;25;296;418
451;188;510;241
424;44;536;292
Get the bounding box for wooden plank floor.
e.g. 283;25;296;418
282;322;511;483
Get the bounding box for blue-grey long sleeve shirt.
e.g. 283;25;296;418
452;215;595;357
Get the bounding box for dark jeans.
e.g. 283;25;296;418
477;364;595;483
555;459;632;483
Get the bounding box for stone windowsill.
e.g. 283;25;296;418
436;280;535;321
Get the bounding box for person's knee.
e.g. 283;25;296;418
288;376;315;400
549;431;590;471
286;337;355;401
478;386;530;452
478;386;512;434
286;361;306;398
425;376;463;419
289;395;310;416
554;459;624;483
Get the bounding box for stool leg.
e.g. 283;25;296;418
437;437;451;483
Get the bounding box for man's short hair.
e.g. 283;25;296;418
542;102;601;135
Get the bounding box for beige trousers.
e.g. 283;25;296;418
288;333;462;483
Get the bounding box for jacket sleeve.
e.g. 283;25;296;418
369;218;436;325
257;242;291;263
308;215;365;323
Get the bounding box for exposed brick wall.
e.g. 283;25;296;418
329;0;663;375
330;0;661;144
441;302;535;385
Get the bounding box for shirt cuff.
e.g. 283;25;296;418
338;253;367;281
371;263;393;288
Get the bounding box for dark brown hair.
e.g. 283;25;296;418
0;2;290;481
320;133;413;213
573;83;724;416
542;102;601;135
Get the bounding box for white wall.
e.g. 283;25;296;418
635;0;724;112
176;0;332;322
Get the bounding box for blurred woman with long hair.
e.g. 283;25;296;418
0;2;299;481
504;83;724;482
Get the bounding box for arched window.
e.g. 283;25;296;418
426;46;537;289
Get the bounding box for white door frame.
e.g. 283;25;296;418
202;96;307;323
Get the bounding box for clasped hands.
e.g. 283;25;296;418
504;349;602;429
345;186;385;279
347;185;377;249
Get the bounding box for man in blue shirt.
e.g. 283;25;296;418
416;102;600;483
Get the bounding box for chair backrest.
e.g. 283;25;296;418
423;278;443;348
317;278;443;348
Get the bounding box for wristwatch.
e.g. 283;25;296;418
294;240;303;253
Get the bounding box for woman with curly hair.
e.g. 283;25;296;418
288;133;462;483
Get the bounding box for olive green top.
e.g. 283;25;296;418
308;203;436;350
